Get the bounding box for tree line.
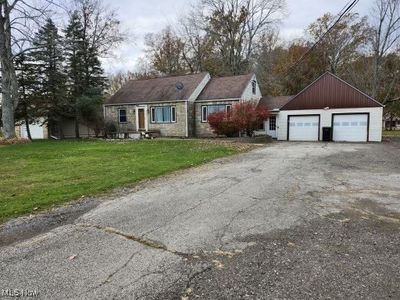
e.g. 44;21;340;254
1;0;399;140
0;0;123;139
110;0;399;124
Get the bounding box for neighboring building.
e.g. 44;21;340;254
48;118;98;139
259;72;384;142
15;118;98;140
383;114;400;130
16;119;48;139
104;72;261;138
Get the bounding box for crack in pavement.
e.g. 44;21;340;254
77;250;141;297
135;270;188;300
115;268;171;300
217;196;265;249
180;265;213;298
141;179;246;238
75;223;189;258
99;250;140;286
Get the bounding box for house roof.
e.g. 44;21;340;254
281;72;384;110
259;95;293;111
197;73;255;100
105;72;209;105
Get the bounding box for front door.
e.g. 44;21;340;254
138;109;145;130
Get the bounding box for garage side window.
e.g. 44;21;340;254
119;109;127;123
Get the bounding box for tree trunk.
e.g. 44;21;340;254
0;8;19;139
24;116;32;140
0;59;18;139
74;117;80;139
372;54;380;99
1;96;16;139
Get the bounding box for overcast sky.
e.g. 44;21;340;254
101;0;375;75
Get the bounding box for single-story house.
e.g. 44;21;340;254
104;72;262;138
259;72;384;142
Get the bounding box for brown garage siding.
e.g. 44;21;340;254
281;72;383;110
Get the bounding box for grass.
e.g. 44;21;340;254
0;139;241;223
383;130;400;137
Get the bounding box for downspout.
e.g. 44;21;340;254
185;100;189;138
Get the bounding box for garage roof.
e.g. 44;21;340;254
281;72;384;110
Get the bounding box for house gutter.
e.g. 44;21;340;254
104;100;187;106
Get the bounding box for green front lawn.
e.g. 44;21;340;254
0;139;240;223
383;130;400;137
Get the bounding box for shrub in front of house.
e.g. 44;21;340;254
208;111;239;137
104;120;118;138
208;101;269;137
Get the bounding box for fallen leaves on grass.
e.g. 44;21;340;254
0;138;31;145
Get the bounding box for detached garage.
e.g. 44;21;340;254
261;72;383;142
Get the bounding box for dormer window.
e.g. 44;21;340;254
252;80;257;95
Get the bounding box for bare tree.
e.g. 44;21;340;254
0;0;53;139
370;0;400;99
243;0;285;61
144;26;187;75
178;10;213;73
201;0;285;75
71;0;125;56
307;13;371;74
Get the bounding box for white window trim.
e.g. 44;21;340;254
201;106;208;123
118;108;127;124
150;106;176;124
252;80;257;95
171;106;177;123
201;104;232;123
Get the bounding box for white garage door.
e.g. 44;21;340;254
288;115;320;141
332;114;368;142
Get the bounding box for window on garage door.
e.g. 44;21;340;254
288;115;320;141
332;114;369;142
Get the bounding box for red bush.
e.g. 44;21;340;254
231;101;269;136
207;101;269;137
207;111;239;137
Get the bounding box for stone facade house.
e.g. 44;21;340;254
104;72;262;138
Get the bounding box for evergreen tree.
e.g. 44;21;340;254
14;54;41;140
29;18;66;135
64;11;106;138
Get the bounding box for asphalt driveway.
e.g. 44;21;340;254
1;140;400;299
